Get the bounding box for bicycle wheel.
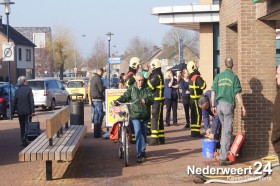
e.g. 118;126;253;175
123;128;129;167
118;125;123;159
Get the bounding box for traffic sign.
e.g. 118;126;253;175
108;57;122;64
2;42;15;62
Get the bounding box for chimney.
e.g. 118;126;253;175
153;45;158;52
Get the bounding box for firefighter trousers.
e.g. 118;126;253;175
150;100;165;145
190;98;202;137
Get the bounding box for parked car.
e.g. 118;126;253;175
0;84;16;119
66;79;89;103
28;78;70;110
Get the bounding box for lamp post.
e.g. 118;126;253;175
106;32;113;88
1;0;15;120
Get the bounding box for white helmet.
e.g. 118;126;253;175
187;61;197;74
129;57;141;70
150;58;161;70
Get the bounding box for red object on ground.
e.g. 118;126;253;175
229;132;245;161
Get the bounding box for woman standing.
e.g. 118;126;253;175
180;69;191;128
118;73;127;89
164;71;179;126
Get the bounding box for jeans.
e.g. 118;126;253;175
165;98;178;125
217;101;234;161
131;119;147;157
91;101;105;126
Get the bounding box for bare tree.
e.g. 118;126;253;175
47;27;75;79
87;37;107;70
162;28;200;57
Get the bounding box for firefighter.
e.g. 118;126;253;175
187;61;207;138
147;58;165;145
126;57;141;143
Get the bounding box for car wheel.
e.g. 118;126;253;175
50;99;56;110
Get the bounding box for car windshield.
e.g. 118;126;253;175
67;81;84;88
28;81;45;90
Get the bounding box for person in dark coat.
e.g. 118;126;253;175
88;68;105;138
272;65;280;167
13;76;35;147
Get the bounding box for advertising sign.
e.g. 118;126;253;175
105;89;127;127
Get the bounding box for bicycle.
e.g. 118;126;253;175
113;100;138;167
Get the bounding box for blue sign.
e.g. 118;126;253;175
108;57;122;64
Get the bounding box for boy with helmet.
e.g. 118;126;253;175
126;57;141;143
147;58;165;145
187;61;207;138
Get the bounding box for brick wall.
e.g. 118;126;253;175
200;23;214;89
256;0;280;19
220;0;277;158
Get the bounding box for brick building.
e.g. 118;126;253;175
220;0;280;158
14;27;53;77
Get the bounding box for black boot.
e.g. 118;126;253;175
149;138;159;146
94;124;101;138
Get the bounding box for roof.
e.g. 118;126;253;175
0;24;36;47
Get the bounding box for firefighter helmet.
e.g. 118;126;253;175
129;57;141;70
187;61;197;74
150;58;161;70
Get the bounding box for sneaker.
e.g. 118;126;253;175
185;123;190;128
141;152;147;159
137;156;143;163
220;159;232;166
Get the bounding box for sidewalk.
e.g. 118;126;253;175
0;104;279;185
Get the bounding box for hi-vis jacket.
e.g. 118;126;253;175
189;71;207;99
147;69;165;101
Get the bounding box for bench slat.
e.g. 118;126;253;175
43;126;75;161
54;125;78;160
61;126;87;161
66;126;87;161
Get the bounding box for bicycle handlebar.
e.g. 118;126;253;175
114;99;139;106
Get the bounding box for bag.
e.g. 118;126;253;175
110;122;120;140
25;121;41;142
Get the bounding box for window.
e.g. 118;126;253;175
26;49;31;61
18;48;22;61
33;33;46;48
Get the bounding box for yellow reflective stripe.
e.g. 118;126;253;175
147;80;155;90
158;134;164;137
201;82;206;90
190;95;202;99
125;81;130;87
158;74;163;98
156;85;164;88
158;130;164;133
154;97;164;100
191;129;201;132
151;135;159;138
151;130;158;134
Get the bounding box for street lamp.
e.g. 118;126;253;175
0;0;15;120
106;32;113;88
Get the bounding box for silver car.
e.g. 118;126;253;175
28;78;70;110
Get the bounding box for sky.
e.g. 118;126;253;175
4;0;197;58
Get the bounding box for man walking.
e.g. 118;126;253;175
88;68;105;138
211;57;246;166
13;76;35;147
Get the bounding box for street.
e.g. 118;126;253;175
0;104;279;185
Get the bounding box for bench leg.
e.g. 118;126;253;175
46;160;52;181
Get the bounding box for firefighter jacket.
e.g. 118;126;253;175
116;83;154;120
147;68;165;101
125;67;137;87
189;70;206;99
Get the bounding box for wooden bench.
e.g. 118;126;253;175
19;106;87;181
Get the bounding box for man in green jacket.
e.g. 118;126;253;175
211;57;246;166
115;72;154;163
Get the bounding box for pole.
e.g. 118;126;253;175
108;39;111;88
6;12;12;120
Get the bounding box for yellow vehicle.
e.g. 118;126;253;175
66;79;89;103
